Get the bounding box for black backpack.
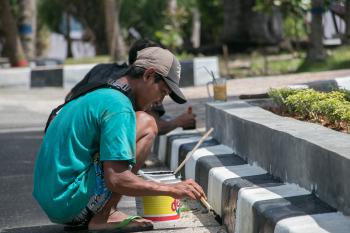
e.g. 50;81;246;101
44;63;133;132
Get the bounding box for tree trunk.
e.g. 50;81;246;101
222;0;283;45
104;0;116;59
345;0;350;44
168;0;178;28
65;13;73;58
113;0;126;61
190;7;201;48
0;0;28;66
222;0;243;43
18;0;36;59
104;0;126;61
307;0;326;61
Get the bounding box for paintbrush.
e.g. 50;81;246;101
173;127;214;175
200;197;213;212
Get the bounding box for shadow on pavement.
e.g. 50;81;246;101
2;225;65;233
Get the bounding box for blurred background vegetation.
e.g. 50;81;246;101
1;0;350;78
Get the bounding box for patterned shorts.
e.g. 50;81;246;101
65;153;112;226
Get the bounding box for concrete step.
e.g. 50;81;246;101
156;129;350;233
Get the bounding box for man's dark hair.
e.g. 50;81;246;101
125;66;145;78
128;39;163;65
126;65;164;83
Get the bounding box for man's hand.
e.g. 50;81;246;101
174;111;196;129
168;179;206;200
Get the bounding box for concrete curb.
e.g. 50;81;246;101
206;101;350;216
0;64;96;89
154;129;350;233
0;67;31;88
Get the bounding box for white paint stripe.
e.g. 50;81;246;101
235;184;310;233
166;128;197;136
156;128;198;163
335;77;350;90
165;127;184;136
208;164;267;216
0;127;44;134
170;136;202;171
275;212;350;233
157;135;167;162
185;144;234;180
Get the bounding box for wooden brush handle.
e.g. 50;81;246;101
200;197;213;211
173;127;214;175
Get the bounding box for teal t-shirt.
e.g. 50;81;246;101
33;88;136;223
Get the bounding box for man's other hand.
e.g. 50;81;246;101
174;111;196;129
169;179;206;200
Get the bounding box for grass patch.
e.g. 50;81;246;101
223;45;350;78
250;54;303;76
297;46;350;73
225;53;304;78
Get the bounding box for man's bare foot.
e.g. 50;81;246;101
88;210;153;231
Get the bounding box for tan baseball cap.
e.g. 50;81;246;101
134;47;186;104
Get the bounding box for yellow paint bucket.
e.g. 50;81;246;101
136;171;181;221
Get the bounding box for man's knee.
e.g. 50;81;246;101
136;111;158;141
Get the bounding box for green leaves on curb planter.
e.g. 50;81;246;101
268;88;350;133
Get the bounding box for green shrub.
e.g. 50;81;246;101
268;88;350;133
284;89;324;119
339;89;350;102
268;88;300;107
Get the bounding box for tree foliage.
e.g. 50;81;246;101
37;0;224;53
255;0;310;40
119;0;167;41
254;0;310;15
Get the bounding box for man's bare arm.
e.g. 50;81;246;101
104;160;206;200
149;111;196;135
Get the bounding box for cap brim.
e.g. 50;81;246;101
163;77;186;104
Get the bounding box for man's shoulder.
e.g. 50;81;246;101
90;88;128;100
87;88;133;109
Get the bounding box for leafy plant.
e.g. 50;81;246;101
268;88;350;133
268;88;300;108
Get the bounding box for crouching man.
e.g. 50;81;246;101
33;47;206;231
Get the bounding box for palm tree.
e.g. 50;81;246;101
190;6;201;48
104;0;126;61
307;0;326;61
18;0;37;59
0;0;28;66
345;0;350;44
222;0;283;45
